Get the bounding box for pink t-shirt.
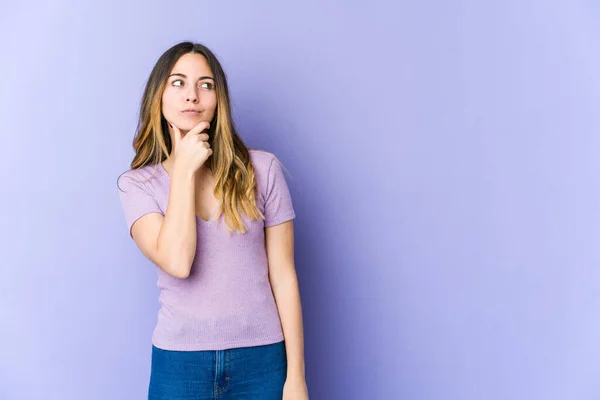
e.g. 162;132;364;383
117;149;295;351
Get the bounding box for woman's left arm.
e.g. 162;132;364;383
266;220;309;399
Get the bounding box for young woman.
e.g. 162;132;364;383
117;41;309;400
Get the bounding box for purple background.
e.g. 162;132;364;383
2;1;600;399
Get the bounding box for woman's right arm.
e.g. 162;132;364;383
128;121;212;279
131;168;197;279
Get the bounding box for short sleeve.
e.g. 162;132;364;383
117;173;163;237
264;157;296;227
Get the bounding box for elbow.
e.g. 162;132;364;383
170;266;191;279
155;237;196;279
162;252;194;279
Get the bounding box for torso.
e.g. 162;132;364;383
194;173;219;222
126;149;294;351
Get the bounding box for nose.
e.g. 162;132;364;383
185;86;199;103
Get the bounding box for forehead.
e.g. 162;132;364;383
170;53;212;76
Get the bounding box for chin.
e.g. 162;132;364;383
176;119;200;131
180;121;197;130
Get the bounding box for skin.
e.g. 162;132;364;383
161;52;216;185
132;52;309;399
266;220;309;399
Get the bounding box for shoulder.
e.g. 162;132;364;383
247;149;286;195
248;148;280;168
248;149;295;222
117;164;162;192
248;149;283;178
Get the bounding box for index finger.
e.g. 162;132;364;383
188;121;211;136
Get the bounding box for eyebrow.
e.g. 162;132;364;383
168;73;214;80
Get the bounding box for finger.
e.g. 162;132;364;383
193;133;209;143
169;122;183;144
188;121;211;136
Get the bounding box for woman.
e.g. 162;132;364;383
117;41;309;400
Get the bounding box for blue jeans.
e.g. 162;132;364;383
148;341;287;399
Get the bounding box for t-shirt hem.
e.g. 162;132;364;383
128;211;164;238
151;332;285;351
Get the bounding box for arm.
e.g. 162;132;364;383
128;121;212;279
266;220;308;387
131;167;197;279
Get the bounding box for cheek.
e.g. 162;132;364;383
161;90;178;116
204;94;218;116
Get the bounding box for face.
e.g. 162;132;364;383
161;53;217;134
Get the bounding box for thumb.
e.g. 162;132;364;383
170;122;182;144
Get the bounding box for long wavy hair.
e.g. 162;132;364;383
122;41;264;234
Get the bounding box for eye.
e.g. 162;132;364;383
200;81;213;90
172;79;184;87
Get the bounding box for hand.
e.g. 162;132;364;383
169;121;212;175
282;377;309;400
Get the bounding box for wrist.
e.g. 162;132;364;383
172;163;195;181
286;367;306;381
